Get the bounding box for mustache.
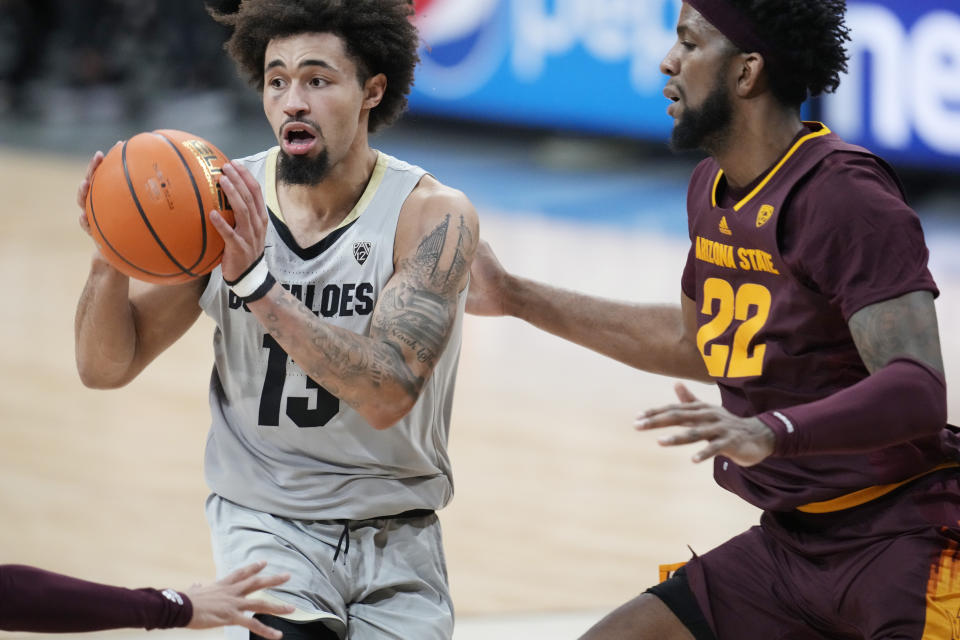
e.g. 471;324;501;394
279;117;323;139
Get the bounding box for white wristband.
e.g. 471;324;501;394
229;256;270;298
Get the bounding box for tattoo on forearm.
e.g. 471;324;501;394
257;212;474;406
374;340;421;398
262;287;429;405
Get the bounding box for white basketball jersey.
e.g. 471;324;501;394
200;148;465;520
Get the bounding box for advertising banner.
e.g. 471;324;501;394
820;1;960;170
410;0;681;139
409;0;960;171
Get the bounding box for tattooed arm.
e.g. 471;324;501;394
633;289;948;464
241;175;478;429
847;290;943;374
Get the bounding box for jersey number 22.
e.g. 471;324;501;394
696;277;771;378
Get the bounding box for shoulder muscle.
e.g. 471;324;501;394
394;176;479;295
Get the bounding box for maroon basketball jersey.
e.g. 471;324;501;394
680;122;959;510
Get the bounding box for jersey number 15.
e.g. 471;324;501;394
259;334;340;427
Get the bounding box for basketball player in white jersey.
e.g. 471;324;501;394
73;2;478;639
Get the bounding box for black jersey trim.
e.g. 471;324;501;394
268;208;357;260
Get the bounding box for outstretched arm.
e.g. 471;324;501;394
211;162;478;429
636;290;946;465
184;561;295;639
467;239;710;382
0;561;293;637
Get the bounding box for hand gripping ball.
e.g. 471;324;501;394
84;129;235;284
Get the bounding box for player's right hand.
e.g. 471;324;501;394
465;239;510;317
210;161;268;285
636;383;776;467
76;150;105;236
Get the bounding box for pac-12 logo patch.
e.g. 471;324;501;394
756;204;775;228
353;242;372;265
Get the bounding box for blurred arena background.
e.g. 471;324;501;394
0;1;958;638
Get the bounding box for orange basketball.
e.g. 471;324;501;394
85;129;235;284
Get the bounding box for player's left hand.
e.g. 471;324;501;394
184;560;294;639
635;383;775;467
210;161;268;283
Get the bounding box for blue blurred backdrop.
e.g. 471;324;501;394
409;0;960;172
0;0;956;234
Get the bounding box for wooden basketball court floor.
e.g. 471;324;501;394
1;146;959;639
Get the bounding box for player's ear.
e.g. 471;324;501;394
362;73;387;110
734;52;767;98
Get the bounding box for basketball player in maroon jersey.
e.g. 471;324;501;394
0;561;292;637
467;0;960;638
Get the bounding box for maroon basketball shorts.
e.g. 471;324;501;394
684;468;960;639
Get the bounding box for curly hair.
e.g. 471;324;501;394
210;0;419;132
727;0;850;107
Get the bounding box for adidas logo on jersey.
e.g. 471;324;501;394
353;242;371;265
161;589;183;606
718;216;732;236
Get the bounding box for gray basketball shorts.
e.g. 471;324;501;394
205;493;454;640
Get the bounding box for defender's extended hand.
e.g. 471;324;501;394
184;561;294;639
636;383;775;466
210;161;268;283
465;239;510;317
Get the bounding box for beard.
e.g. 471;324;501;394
669;78;734;154
277;147;330;186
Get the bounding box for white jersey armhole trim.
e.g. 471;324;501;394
265;148;388;230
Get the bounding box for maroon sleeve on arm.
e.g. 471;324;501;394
0;565;193;632
757;357;946;457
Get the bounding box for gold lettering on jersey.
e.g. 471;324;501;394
695;236;780;276
696;236;737;269
756;204;774;228
737;248;780;275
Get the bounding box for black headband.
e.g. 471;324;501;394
685;0;781;68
